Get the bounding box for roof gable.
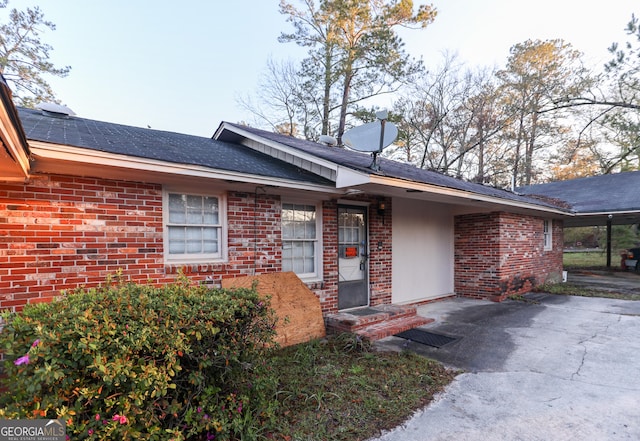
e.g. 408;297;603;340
215;122;567;211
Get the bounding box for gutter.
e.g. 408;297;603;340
368;174;573;217
28;141;343;194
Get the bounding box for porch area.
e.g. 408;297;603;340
325;304;434;341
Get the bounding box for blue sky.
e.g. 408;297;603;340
6;0;638;137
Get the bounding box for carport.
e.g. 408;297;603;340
518;171;640;267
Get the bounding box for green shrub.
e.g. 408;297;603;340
0;274;278;440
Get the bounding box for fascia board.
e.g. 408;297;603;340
0;103;30;178
217;123;340;173
335;165;370;188
573;209;640;216
369;174;572;216
28;141;340;193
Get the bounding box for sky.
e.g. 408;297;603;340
6;0;639;137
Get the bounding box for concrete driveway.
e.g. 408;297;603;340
371;292;640;440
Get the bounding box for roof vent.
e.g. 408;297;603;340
318;134;337;146
36;102;76;118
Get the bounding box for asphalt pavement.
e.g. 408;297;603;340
370;290;640;441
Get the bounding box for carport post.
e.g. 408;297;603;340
606;215;612;268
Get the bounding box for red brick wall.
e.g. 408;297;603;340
0;175;396;315
454;212;563;301
368;197;392;307
0;177;287;312
0;176;165;311
317;200;338;313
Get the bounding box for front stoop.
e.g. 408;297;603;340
325;305;434;341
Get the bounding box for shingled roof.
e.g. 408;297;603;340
18;107;333;186
217;122;568;211
517;171;640;226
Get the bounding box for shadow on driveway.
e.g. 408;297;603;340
371;292;640;441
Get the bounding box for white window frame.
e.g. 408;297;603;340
543;219;553;251
281;200;323;281
163;188;227;263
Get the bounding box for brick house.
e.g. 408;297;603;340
0;78;568;316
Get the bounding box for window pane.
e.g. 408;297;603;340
169;194;186;223
292;259;304;273
282;242;292;258
186;227;202;253
282;220;294;239
281;204;318;276
304;257;314;273
203;227;218;253
186;195;202;223
203;197;219;224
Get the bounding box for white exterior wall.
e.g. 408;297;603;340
391;198;455;304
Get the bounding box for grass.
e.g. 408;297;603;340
267;333;457;441
534;282;640;301
563;251;609;268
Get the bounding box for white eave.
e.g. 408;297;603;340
213;123;572;217
28;140;341;193
368;174;572;217
0;103;30;180
215;122;372;188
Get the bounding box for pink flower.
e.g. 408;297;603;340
14;354;29;366
95;414;101;421
31;339;41;348
112;414;128;425
88;429;94;435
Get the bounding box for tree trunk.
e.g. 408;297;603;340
512;112;525;188
337;63;354;146
321;44;333;136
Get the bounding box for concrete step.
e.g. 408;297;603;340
354;315;434;341
325;304;434;341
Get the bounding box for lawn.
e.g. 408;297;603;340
563;251;608;268
268;333;457;440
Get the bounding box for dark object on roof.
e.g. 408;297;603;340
17;107;332;186
518;172;640;214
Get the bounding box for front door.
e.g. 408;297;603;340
338;205;369;310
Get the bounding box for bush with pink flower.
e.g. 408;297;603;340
0;273;279;440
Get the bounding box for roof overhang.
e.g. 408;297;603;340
350;175;572;218
563;210;640;227
0;79;30;180
28;140;341;194
214;122;573;218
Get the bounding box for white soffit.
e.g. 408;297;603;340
218;123;339;182
370;174;571;216
28;141;340;193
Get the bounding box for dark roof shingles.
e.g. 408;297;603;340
18;108;332;186
518;172;640;214
229;123;566;210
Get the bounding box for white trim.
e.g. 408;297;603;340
281;200;323;281
217;123;339;174
28;141;340;193
543;219;553;251
216;123;374;189
368;174;571;216
162;187;228;264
